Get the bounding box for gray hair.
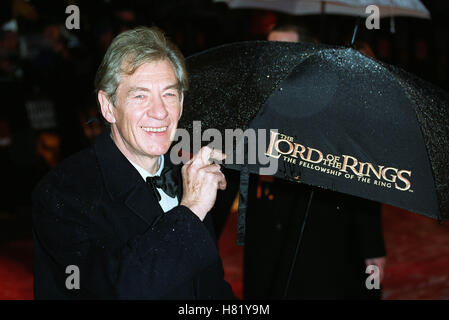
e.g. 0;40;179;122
94;26;188;106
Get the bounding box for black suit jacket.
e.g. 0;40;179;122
243;176;386;299
32;128;235;299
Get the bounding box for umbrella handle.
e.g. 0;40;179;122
350;16;362;48
237;166;250;246
283;190;315;298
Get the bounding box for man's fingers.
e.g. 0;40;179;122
217;173;227;190
182;150;227;196
199;146;213;165
185;147;209;166
187;146;210;169
202;163;222;173
199;145;225;162
189;146;226;168
199;164;226;189
207;170;226;190
209;147;226;162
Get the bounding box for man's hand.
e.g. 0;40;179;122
180;146;227;221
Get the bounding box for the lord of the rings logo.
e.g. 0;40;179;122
265;130;412;192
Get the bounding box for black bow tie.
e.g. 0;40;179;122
146;166;179;201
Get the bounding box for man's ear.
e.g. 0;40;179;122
98;91;116;124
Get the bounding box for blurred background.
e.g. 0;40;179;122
0;0;448;300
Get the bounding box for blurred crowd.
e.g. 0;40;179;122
0;0;241;216
0;0;447;216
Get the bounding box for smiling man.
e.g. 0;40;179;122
32;27;235;299
98;59;182;174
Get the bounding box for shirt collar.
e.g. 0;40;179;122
130;155;164;181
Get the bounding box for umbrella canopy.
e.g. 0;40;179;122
179;41;449;224
216;0;430;19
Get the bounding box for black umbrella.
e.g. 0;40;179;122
179;41;449;247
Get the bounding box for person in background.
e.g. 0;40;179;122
78;96;105;147
267;23;316;43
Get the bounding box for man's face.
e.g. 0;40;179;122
100;59;183;163
267;30;299;43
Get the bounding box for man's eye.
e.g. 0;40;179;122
135;95;144;99
164;92;176;97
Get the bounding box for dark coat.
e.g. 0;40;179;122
32;128;235;300
243;176;386;300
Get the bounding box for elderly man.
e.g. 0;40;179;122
32;27;235;299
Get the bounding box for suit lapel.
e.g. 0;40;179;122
125;183;164;226
94;128;164;226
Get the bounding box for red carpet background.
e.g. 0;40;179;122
217;204;449;300
1;205;448;300
0;239;33;299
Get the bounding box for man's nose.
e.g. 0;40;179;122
147;95;168;119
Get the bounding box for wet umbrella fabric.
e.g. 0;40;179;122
179;41;449;243
215;0;430;19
